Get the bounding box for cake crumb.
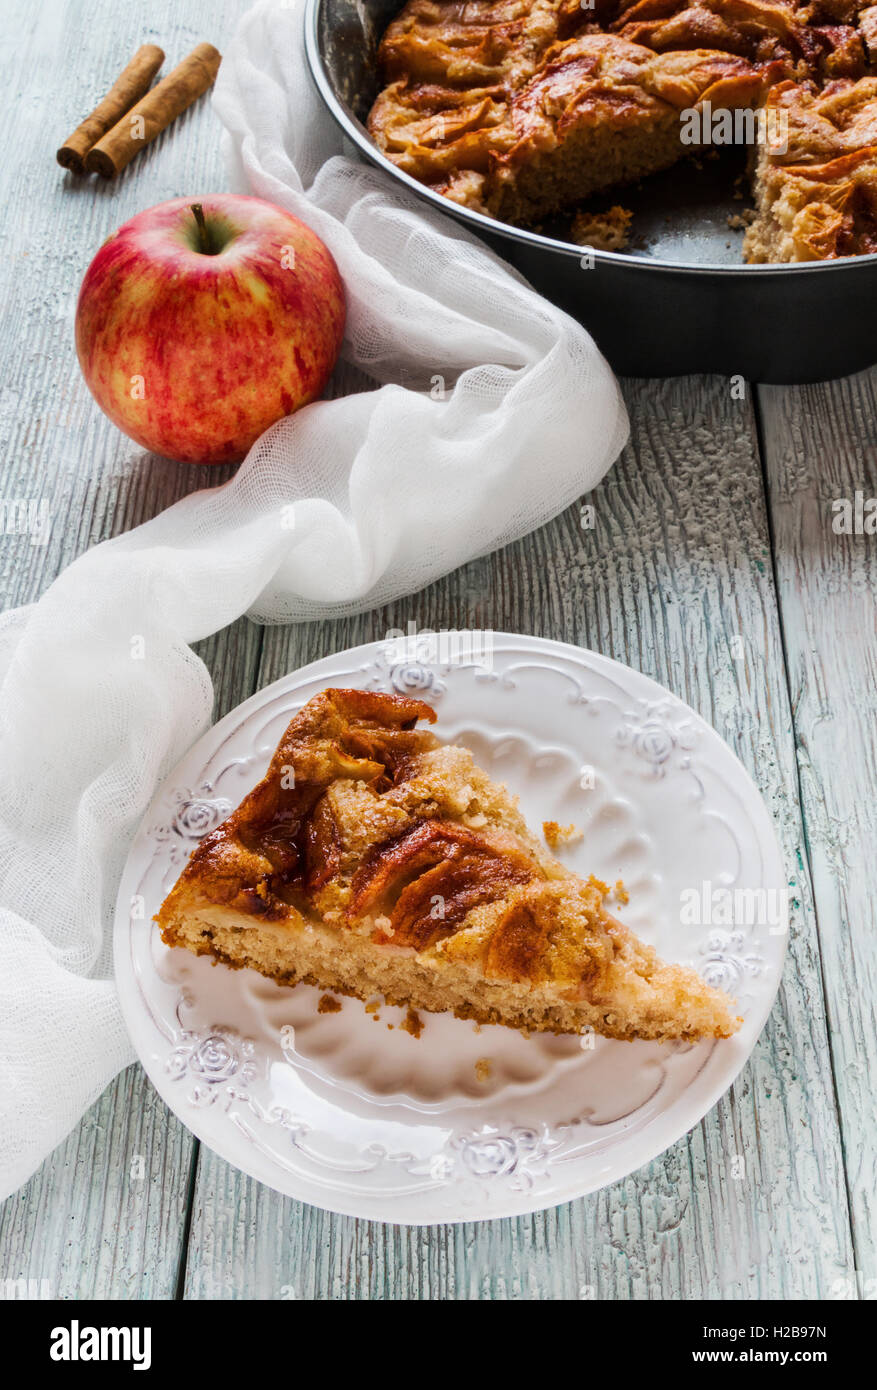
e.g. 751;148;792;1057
317;993;341;1014
475;1057;492;1083
727;209;755;230
365;997;381;1015
543;819;584;849
570;205;632;252
614;879;629;905
401;1007;423;1039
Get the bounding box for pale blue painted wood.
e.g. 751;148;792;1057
759;373;877;1294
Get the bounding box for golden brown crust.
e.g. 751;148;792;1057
378;0;577;87
156;688;740;1042
612;0;866;79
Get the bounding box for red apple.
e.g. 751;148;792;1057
75;194;346;465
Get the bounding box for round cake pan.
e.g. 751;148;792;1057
304;0;877;383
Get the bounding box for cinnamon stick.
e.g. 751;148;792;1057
84;43;222;178
57;44;165;173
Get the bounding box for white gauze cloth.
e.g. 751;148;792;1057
0;0;628;1199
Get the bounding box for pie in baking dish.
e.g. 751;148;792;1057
367;0;877;260
156;688;740;1042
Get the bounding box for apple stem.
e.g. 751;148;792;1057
191;203;211;255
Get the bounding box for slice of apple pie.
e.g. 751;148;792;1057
156;688;740;1042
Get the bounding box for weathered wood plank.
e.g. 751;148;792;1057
0;1066;193;1302
184;374;854;1299
0;0;254;1298
757;369;877;1293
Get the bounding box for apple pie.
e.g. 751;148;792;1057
156;688;740;1042
367;0;877;260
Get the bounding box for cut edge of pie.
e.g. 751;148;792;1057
744;77;877;260
156;687;741;1044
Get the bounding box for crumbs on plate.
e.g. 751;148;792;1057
401;1007;423;1039
543;820;584;849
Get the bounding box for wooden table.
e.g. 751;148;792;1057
1;0;874;1301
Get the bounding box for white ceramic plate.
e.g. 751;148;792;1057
115;633;787;1224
